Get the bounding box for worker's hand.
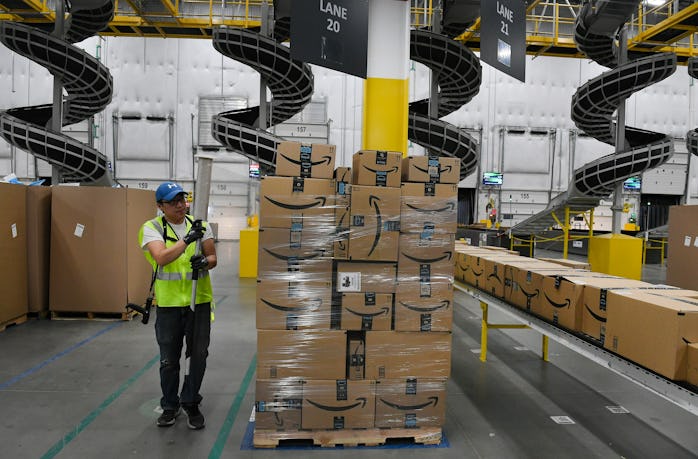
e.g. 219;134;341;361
183;224;204;245
190;254;209;270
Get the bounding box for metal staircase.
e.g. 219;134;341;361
0;0;115;185
512;0;677;234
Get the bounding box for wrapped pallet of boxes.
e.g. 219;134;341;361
49;187;154;315
253;149;448;445
0;182;28;327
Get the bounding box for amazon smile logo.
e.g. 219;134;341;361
402;251;453;264
263;248;323;261
519;287;539;307
405;202;456;213
305;397;367;412
362;165;399;174
264;196;326;210
544;293;571;309
487;271;502;285
367;195;383;256
413;164;453;175
260;298;322;312
378;396;439;411
345;306;390;317
280;153;332;166
399;300;450;312
584;304;606;323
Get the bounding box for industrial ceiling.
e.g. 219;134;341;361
1;0;697;63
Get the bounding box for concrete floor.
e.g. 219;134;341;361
0;241;695;458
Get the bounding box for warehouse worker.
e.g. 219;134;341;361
139;181;217;430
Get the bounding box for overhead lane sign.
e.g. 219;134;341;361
291;0;369;79
480;0;526;82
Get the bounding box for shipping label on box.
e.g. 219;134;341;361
259;176;335;229
256;280;333;330
336;261;397;294
348;333;366;380
402;156;460;184
275;141;336;179
340;293;393;331
255;379;304;430
301;380;376;429
334;167;352;195
375;378;447;428
352;150;402;187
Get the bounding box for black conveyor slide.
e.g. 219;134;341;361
0;0;115;185
513;0;676;234
686;57;698;156
211;9;313;175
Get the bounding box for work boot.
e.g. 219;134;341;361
157;407;181;427
183;404;205;430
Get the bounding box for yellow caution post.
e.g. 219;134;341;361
588;233;643;280
239;226;258;278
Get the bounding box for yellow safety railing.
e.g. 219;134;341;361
478;300;549;363
642;237;667;266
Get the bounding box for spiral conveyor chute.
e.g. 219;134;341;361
210;13;313;174
512;0;676;234
686;58;698;156
409;26;482;181
0;0;115;186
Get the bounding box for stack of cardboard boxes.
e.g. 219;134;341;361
454;245;698;387
255;143;457;434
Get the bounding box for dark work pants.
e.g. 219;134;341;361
155;303;211;410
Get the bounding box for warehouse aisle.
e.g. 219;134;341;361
0;241;695;458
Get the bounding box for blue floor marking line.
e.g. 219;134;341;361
240;421;450;450
0;321;124;390
40;353;160;459
209;354;257;459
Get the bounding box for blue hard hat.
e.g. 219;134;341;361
155;181;185;202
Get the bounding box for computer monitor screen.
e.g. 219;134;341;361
482;172;503;186
623;176;641;191
249;161;260;179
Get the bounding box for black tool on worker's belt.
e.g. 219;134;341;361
126;296;153;324
126;262;158;324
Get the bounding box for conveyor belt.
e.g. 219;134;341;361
512;0;676;234
0;0;115;185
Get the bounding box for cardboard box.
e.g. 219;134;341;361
375;378;447;428
537;257;591;271
255;379;303;430
667;205;698;290
400;182;458;234
334;167;351;195
397;234;455;297
258;227;333;282
256;280;333;330
348;185;400;261
336;262;397;294
577;277;653;341
348;333;365;380
402;156;460;184
394;289;453;332
688;343;698;387
257;330;347;379
301;380;376;429
49;187;154;313
397;281;453;301
275;141;336;179
504;264;586;314
539;274;585;331
352;150;402;187
365;331;451;379
26;186;51;314
483;256;527;299
604;291;698;380
340;293;393;331
0;183;28;323
259;176;335;229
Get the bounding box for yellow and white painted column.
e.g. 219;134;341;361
362;0;410;154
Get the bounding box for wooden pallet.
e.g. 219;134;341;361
253;427;442;448
50;310;134;321
0;314;28;332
